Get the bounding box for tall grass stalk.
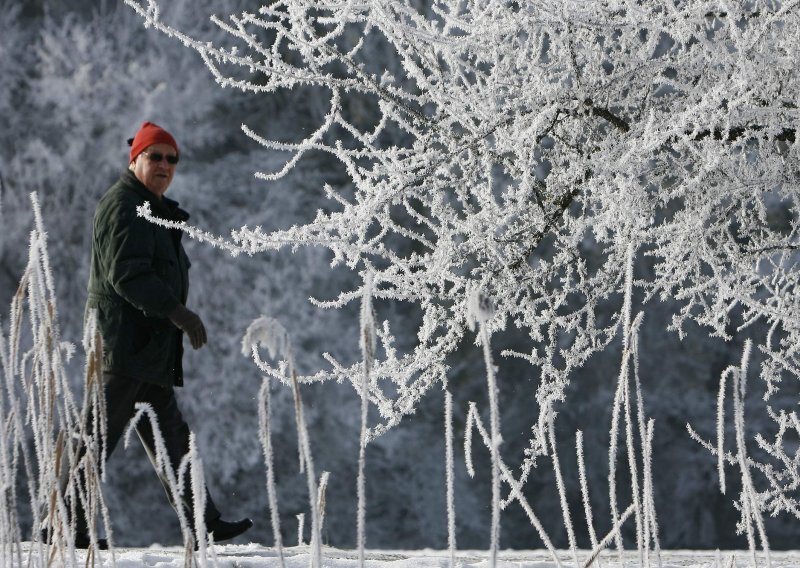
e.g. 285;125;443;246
0;193;117;566
2;274;36;568
609;244;636;565
189;433;209;567
297;513;305;546
0;277;30;568
583;502;635;568
642;419;661;568
623;357;644;568
445;389;456;568
631;322;661;567
290;364;322;568
576;431;600;568
732;340;771;568
317;471;330;538
467;403;563;568
717;368;733;496
608;352;628;564
357;271;376;568
258;377;285;566
464;403;476;479
28;196;82;565
75;313;115;558
547;410;579;568
125;403;194;555
244;317;321;568
467;289;501;568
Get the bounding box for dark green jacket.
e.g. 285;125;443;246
86;170;191;387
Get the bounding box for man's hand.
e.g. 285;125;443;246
168;304;207;349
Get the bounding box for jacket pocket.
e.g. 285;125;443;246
153;254;177;279
90;296;122;369
133;325;169;360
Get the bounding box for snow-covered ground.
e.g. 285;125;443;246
12;544;800;567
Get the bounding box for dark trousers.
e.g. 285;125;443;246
74;373;220;534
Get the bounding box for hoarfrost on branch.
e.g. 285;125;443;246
126;0;800;512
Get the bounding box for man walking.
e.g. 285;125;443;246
72;121;252;547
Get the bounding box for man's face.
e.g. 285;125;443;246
130;143;178;198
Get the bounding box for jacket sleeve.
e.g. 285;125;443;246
103;199;181;318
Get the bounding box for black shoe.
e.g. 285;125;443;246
40;528;108;550
74;532;109;550
205;517;253;542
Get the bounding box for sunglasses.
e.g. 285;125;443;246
142;150;179;165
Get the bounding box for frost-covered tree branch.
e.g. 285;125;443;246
126;0;800;512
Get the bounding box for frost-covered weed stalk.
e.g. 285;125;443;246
258;376;286;567
466;289;502;566
444;389;456;568
0;194;226;567
128;0;800;550
357;272;376;567
243;317;322;568
124;403;211;565
689;341;772;568
0;194;112;566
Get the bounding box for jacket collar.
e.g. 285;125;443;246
119;170;190;222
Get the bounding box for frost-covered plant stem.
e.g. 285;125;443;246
125;403;194;553
576;431;601;568
0;276;33;568
0;193;120;565
189;433;209;567
357;271;376;568
291;365;322;568
467;403;563;568
631;323;660;568
259;377;285;567
608;248;635;563
445;389;456;568
317;471;330;537
583;503;636;568
608;336;628;562
623;361;644;568
642;419;661;568
609;246;641;564
243;317;321;567
732;341;771;568
480;320;501;567
717;368;733;496
547;410;579;568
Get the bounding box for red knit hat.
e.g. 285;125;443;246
128;121;179;163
